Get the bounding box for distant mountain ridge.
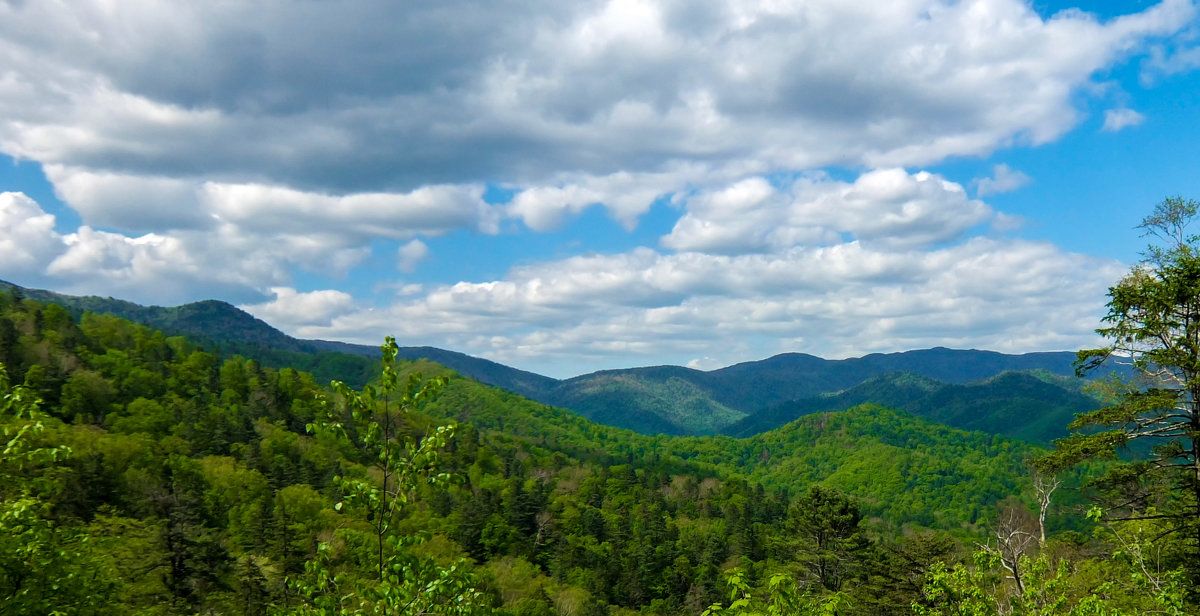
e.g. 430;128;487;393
541;347;1096;436
723;369;1101;444
0;279;1101;439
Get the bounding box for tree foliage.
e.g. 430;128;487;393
1;290;1197;614
281;336;484;615
1042;196;1200;589
1;364;115;614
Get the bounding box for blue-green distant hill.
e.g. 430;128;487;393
542;348;1101;437
722;370;1101;444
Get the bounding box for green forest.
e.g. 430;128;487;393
1;290;1196;615
1;199;1198;616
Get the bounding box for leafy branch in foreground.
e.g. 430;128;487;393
702;568;846;616
1;363;114;614
277;337;484;615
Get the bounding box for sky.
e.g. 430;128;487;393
2;0;1200;378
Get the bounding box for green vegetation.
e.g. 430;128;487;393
545;371;748;436
727;371;1100;445
2;270;1197;613
546;350;1091;437
1043;197;1200;595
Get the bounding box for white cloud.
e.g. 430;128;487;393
0;1;1188;375
662;169;992;254
991;212;1026;233
0;192;63;275
974;164;1032;197
511;173;671;232
1102;107;1147;132
0;192;374;304
686;356;722;370
397;239;430;273
240;287;356;330
0;167;1124;378
288;237;1122;378
43;165;208;232
40;161;503;242
1142;29;1200;81
38;223;294;304
6;169;499;299
202;182;500;239
0;1;1192;218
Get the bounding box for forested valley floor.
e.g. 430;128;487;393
1;292;1196;615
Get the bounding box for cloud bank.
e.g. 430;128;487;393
0;0;1191;374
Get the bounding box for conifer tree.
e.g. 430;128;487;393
1041;196;1200;590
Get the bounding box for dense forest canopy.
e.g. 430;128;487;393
1;276;1197;613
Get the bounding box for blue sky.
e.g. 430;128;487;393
1;0;1199;378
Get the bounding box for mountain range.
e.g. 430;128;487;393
0;279;1107;443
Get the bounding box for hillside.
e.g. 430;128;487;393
666;404;1064;529
0;288;1048;530
1;289;1181;615
548;348;1091;435
0;279;554;395
724;370;1101;444
389;360;1067;534
0;291;999;612
542;367;747;435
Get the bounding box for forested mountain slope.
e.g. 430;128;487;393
390;360;1051;530
0;279;554;395
1;291;1188;615
544;349;1096;435
0;293;779;614
724;370;1101;444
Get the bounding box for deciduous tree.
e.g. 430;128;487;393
280;337;484;615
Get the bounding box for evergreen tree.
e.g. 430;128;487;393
1043;196;1200;591
781;486;870;592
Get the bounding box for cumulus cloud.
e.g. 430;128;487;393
202;182;499;239
507;166;713;231
397;239;430;273
0;193;262;302
974;164;1032;197
43;166;209;232
287;238;1123;377
9;168;498;297
0;1;1188;375
1102;108;1147;132
0;1;1192;208
0;192;374;305
39;164;501;237
240;287;356;330
0;166;1126;378
1;1;1192;241
0;192;63;275
662;169;992;254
